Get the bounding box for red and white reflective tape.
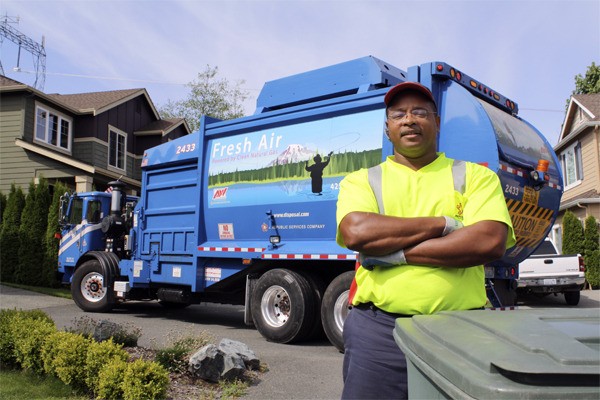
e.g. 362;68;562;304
198;246;266;253
198;246;357;260
499;164;562;190
262;253;357;260
499;163;526;178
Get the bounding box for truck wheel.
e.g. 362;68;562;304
298;271;326;340
251;269;317;344
71;259;115;312
321;271;354;353
564;290;580;306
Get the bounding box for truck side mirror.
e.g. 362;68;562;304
58;192;71;227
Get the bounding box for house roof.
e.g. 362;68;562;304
0;75;159;119
46;88;160;119
572;94;600;120
135;118;191;136
0;75;28;88
556;93;600;151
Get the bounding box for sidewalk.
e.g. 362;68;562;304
0;284;72;310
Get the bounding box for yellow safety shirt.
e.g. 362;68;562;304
336;153;516;315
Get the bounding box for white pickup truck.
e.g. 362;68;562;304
517;238;586;305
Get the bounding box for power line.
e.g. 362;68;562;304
519;108;565;114
13;68;187;85
13;68;262;92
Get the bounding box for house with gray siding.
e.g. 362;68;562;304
550;93;600;250
0;76;190;195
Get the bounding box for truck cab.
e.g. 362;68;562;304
58;184;138;283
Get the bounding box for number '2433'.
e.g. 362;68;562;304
176;143;196;154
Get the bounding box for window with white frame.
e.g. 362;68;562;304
108;126;126;171
34;104;72;151
560;142;583;188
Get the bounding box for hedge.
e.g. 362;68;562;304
0;309;169;399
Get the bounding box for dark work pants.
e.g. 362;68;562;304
341;306;409;400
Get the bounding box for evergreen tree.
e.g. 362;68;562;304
0;184;25;282
18;178;51;286
583;216;600;255
583;216;599;288
562;210;585;255
0;191;6;232
45;182;68;287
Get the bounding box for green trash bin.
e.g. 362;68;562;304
393;308;600;399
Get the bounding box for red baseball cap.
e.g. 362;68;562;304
384;82;436;108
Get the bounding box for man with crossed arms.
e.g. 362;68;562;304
336;82;515;399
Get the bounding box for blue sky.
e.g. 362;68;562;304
1;0;598;146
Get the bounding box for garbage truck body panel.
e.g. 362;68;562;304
57;56;562;351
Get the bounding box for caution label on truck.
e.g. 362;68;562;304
506;198;553;250
521;186;540;206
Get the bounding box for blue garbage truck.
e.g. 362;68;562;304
57;56;562;351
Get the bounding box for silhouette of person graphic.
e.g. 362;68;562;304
305;151;333;195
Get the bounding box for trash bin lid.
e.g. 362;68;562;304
393;308;600;399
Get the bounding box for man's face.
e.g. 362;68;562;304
385;91;440;163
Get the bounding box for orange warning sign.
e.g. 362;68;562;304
506;198;553;250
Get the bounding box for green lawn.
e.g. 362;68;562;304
1;283;72;299
0;368;87;399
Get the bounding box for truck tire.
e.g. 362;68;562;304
321;271;354;353
564;290;580;306
71;259;116;312
251;269;317;344
298;271;326;340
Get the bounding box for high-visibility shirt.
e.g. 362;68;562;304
336;153;516;315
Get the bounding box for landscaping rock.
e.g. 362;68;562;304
189;344;222;382
189;339;260;382
221;352;247;381
218;338;260;370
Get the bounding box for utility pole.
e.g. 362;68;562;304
0;15;46;90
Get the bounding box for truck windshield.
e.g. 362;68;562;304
68;198;84;225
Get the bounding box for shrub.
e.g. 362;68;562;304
121;359;170;400
0;309;20;366
85;339;129;389
0;184;25;283
67;316;142;347
562;210;585;255
10;311;56;373
0;191;6;231
0;309;56;366
585;249;600;288
41;331;90;390
18;178;51;286
97;358;128;400
155;334;211;373
45;182;69;287
65;315;97;338
101;321;142;347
